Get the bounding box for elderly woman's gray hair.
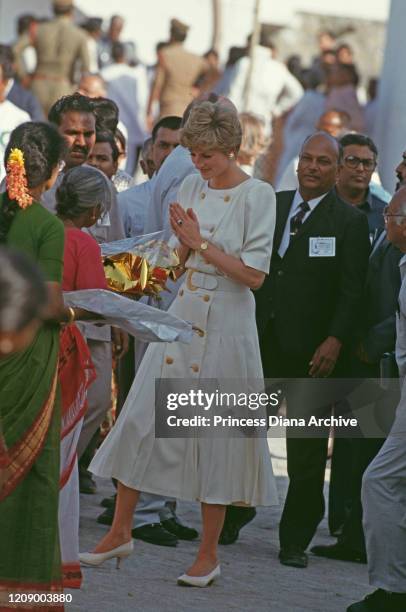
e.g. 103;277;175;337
55;165;112;219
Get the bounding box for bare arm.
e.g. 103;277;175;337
45;282;102;323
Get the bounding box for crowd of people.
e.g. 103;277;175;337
1;1;406;612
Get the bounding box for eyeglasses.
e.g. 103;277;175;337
343;155;376;171
383;206;406;220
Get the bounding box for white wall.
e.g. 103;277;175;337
376;0;406;192
0;0;52;43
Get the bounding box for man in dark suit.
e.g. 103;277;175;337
328;132;389;539
311;230;401;564
256;132;371;568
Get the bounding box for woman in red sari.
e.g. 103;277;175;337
55;165;111;589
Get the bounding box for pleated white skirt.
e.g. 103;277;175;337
90;276;278;507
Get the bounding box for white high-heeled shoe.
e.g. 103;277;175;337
177;564;221;587
79;540;134;569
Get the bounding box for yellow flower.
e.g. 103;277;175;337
6;147;33;210
8;148;25;167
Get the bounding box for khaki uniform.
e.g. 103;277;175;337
12;33;33;82
30;16;89;114
156;43;208;118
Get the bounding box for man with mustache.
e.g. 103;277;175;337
326;133;389;538
49;92;96;170
42;92;96;213
335;133;387;240
255;132;371;568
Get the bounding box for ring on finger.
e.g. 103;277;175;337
177;219;183;226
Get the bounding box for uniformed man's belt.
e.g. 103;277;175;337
33;73;68;82
186;269;245;292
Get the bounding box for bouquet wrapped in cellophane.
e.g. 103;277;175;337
100;232;180;299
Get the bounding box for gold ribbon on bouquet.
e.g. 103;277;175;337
103;239;180;298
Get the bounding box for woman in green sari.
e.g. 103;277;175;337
0;122;86;610
0;246;49;494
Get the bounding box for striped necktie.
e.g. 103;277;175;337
290;201;310;238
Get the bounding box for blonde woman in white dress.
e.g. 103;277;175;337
80;101;278;586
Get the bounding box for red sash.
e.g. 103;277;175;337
58;325;96;440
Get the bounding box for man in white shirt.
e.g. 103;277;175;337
118;117;182;239
0;62;30;181
102;42;148;175
228;25;303;135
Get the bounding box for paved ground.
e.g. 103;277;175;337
67;437;370;612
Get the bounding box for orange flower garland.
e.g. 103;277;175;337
6;148;33;210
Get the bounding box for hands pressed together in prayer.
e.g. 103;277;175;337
169;203;202;251
169;202;265;290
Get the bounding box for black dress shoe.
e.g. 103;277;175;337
161;517;198;540
79;470;97;494
97;506;114;526
132;523;178;547
347;589;406;612
311;542;367;564
279;545;308;568
218;506;256;545
100;494;116;509
218;523;240;545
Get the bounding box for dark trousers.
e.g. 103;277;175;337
116;336;135;417
328;437;353;536
279;436;329;549
329;358;399;553
337;437;385;554
260;322;336;550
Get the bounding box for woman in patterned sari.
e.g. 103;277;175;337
0;122;96;610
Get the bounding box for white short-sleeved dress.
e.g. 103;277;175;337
90;174;278;506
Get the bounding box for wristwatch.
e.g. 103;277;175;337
199;240;209;252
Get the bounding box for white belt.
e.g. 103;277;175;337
185;269;245;292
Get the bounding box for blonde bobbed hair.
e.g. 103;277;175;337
180;101;242;155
